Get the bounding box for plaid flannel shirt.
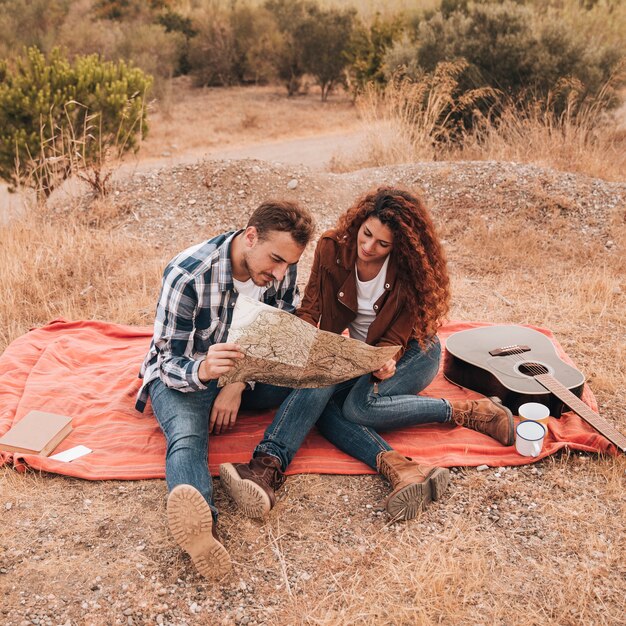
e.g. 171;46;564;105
136;230;300;412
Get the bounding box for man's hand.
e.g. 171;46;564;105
372;358;397;381
210;382;246;435
198;343;244;382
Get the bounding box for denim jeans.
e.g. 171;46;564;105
255;338;451;472
342;338;452;428
255;377;394;472
149;378;290;520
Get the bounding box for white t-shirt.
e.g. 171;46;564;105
232;277;266;301
348;256;389;342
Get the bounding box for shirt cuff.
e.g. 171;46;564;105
190;358;209;390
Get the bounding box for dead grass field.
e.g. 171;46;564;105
138;80;360;162
1;86;625;626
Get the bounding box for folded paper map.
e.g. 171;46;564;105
218;295;401;388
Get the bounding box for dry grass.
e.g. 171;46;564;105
139;80;360;163
0;203;162;352
341;71;626;182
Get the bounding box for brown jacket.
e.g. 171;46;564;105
296;230;416;361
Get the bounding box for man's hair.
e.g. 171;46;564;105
247;200;315;247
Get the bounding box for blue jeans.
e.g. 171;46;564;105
342;338;452;428
255;338;451;471
149;378;290;520
255;378;393;472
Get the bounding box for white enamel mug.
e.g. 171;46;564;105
515;420;546;457
518;402;550;426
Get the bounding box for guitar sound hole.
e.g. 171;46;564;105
519;362;549;376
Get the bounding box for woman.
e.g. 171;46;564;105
220;187;513;521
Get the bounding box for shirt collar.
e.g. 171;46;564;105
217;229;242;291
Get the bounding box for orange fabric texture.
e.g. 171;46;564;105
0;319;615;480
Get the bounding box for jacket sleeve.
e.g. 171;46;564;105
374;299;415;362
295;237;324;327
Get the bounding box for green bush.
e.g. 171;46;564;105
0;46;152;197
384;0;624;111
296;5;357;100
264;0;316;96
230;5;281;84
346;13;402;98
187;10;237;87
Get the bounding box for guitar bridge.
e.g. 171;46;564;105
489;344;531;357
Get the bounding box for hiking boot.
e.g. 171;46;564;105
219;453;285;519
376;450;450;521
166;484;231;579
450;396;515;446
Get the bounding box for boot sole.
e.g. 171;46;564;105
489;396;515;446
166;485;231;578
219;463;272;519
386;467;451;521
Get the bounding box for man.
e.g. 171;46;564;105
136;200;315;579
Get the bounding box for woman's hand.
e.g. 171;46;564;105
373;358;397;381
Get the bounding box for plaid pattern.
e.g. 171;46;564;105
136;230;300;412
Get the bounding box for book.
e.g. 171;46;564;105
0;411;73;456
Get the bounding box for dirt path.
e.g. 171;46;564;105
0;129;365;219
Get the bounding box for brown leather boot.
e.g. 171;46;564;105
376;450;450;521
166;484;231;579
219;453;285;519
450;396;514;446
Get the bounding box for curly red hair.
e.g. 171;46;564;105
335;186;450;346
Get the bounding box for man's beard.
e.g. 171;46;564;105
242;253;273;287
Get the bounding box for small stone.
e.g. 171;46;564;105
287;179;298;190
188;199;197;206
477;465;489;472
4;502;12;510
123;608;133;616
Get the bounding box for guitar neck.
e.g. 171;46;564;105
534;373;626;453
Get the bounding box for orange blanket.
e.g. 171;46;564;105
0;319;614;480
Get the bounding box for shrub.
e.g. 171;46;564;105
157;8;197;75
384;0;625;113
346;13;403;98
0;47;152;198
0;0;72;59
296;6;357;101
187;11;237;87
229;4;280;84
264;0;316;96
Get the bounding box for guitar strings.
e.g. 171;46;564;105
497;347;548;378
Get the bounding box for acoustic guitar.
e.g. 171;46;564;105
443;325;626;453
